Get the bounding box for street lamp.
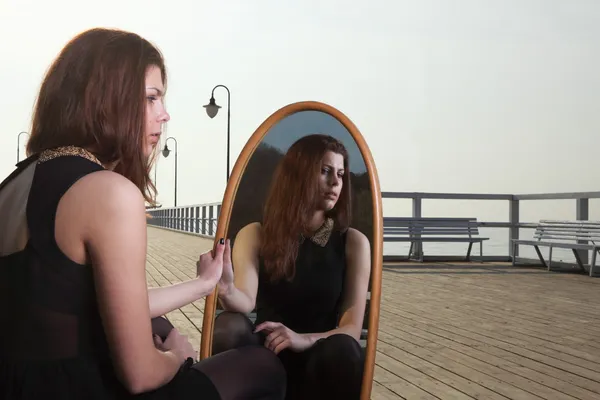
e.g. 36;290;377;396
17;131;29;163
203;84;230;182
162;137;178;207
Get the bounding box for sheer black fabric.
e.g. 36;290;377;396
212;310;262;354
0;152;286;400
213;311;364;400
153;317;286;400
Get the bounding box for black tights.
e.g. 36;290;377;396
211;311;364;400
151;316;286;400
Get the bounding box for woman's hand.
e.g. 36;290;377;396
217;239;234;295
153;328;196;362
254;321;312;354
196;238;226;289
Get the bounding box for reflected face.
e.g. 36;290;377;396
317;151;345;211
144;65;170;158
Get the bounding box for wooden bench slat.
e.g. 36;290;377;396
384;237;487;242
513;219;600;277
534;234;600;240
539;219;600;225
536;227;600;233
514;239;598;250
383;217;488;261
535;229;600;235
384;223;477;227
383;228;477;235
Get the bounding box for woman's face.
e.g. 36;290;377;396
317;150;345;211
144;65;170;158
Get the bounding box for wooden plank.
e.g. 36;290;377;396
375;339;515;400
372;364;434;399
377;325;599;400
147;227;600;400
371;379;407;400
375;351;472;399
380;277;600;355
379;306;600;387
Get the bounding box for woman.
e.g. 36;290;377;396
212;134;371;400
0;28;286;399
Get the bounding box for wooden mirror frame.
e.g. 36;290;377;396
199;100;383;400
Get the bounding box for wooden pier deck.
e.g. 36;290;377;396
146;226;600;400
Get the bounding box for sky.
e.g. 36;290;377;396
1;0;600;230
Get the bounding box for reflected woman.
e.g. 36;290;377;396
213;134;371;400
0;28;285;399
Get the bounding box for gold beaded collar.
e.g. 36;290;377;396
300;217;334;247
38;146;103;167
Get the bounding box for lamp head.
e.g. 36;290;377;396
203;96;221;119
162;144;170;158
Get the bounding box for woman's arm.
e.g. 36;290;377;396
147;279;215;318
217;222;261;314
80;172;183;393
304;227;371;344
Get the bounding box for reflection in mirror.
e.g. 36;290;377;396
201;104;382;400
228;111;373;255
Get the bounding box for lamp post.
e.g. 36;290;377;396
154;162;158;187
162;137;178;207
17;131;29;163
203;84;231;182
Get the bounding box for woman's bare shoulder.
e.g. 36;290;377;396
345;228;370;258
238;222;263;236
72;170;144;208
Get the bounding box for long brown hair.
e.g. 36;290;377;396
26;28;166;204
260;134;351;282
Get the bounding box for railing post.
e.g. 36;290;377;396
509;198;519;260
208;206;214;236
195;206;200;234
577;198;589;265
185;207;189;232
412;196;423;259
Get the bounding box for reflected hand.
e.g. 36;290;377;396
254;321;311;354
217;239;234;295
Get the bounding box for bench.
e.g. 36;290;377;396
512;219;600;276
383;217;489;262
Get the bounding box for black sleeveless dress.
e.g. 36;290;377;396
0;148;219;399
255;222;348;335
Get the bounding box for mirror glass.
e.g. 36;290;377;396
216;109;375;349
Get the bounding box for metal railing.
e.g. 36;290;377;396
147;191;600;266
382;191;600;265
146;202;221;237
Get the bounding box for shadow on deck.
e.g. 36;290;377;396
146;226;600;400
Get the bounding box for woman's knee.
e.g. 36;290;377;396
193;345;287;399
214;311;250;326
307;333;364;373
212;311;257;354
304;334;364;399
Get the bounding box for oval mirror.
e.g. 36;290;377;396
200;101;383;400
